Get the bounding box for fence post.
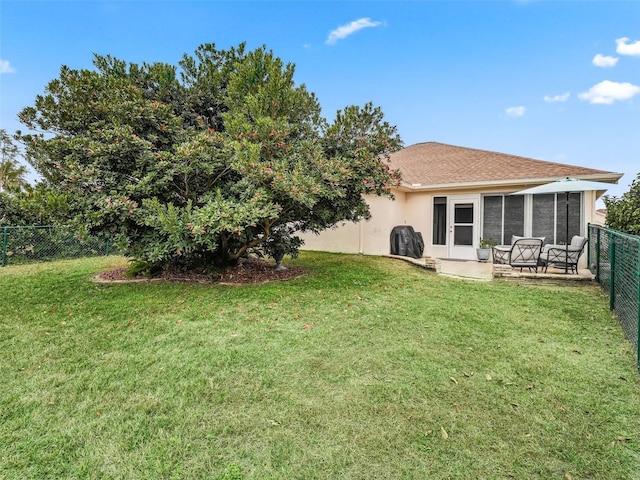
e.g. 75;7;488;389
637;245;640;372
587;223;594;270
595;226;601;282
609;230;616;311
2;227;7;267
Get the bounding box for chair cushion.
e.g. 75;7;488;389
511;235;546;245
570;236;587;248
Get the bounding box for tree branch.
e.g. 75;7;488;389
230;219;273;260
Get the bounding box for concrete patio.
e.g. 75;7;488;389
388;255;595;282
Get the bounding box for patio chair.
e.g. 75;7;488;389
539;235;588;274
493;237;544;272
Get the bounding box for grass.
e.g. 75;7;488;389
1;252;639;479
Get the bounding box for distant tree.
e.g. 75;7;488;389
0;184;67;226
0;192;25;226
0;129;28;193
604;173;640;235
18;43;402;273
20;184;70;225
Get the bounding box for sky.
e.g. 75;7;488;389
1;0;639;203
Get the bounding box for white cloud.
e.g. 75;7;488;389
505;106;526;117
616;37;640;56
326;18;382;45
0;59;16;74
579;80;640;105
592;54;618;68
543;92;570;103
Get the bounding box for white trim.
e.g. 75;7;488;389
397;173;623;192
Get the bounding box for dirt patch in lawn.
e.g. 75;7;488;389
94;257;305;285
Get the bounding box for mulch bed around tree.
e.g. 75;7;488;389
94;257;305;285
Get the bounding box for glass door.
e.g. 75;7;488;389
448;196;480;259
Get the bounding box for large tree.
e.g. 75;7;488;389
604;173;640;235
18;43;402;272
0;129;28;194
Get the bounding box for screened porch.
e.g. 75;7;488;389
481;192;582;246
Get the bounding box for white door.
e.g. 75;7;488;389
448;196;480;260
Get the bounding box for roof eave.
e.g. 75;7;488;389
398;172;624;192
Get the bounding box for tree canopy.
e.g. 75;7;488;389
604;173;640;235
18;43;402;272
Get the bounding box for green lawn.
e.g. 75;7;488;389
1;253;638;479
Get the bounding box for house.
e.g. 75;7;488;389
301;142;623;264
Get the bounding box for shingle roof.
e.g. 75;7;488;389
388;142;621;187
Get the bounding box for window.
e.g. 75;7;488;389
504;195;525;243
485;192;582;245
556;193;581;243
433;197;446;245
453;203;474;246
482;195;524;244
482;196;503;245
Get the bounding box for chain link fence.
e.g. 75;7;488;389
588;224;640;371
2;226;116;267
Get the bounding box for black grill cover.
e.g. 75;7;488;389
390;226;424;259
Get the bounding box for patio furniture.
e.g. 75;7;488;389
539;235;588;274
493;237;545;272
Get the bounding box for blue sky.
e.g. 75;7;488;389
1;1;639;201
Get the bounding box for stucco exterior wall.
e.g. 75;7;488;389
403;193;430;233
360;192;408;255
299;190;407;255
584;191;604;226
401;191;440;258
299;220;362;254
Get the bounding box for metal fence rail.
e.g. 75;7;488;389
588;224;640;370
1;226;114;267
